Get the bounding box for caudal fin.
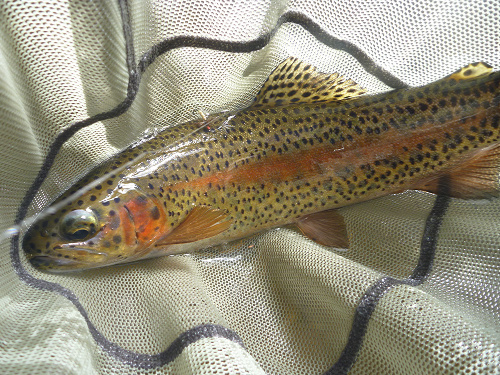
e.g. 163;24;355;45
416;143;500;199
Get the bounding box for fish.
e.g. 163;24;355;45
23;57;500;272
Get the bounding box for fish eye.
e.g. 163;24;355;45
60;209;98;241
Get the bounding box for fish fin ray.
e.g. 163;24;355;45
447;62;493;82
251;57;366;109
296;209;349;248
156;206;231;245
415;143;500;199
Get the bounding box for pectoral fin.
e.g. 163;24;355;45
296;209;349;249
415;143;500;199
156;206;231;245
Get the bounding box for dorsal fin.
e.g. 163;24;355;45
447;62;493;81
251;57;366;109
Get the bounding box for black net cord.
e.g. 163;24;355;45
326;179;450;375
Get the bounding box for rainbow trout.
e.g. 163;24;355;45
23;58;500;272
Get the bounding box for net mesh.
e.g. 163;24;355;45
0;0;499;374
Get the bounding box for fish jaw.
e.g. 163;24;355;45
28;247;110;272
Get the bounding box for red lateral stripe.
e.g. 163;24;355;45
169;112;491;192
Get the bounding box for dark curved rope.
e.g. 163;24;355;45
11;0;414;370
137;11;408;89
325;180;451;375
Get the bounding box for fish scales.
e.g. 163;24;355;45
130;69;500;232
23;58;500;271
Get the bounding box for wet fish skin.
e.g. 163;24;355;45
23;58;500;271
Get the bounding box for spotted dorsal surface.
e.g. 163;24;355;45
251;57;366;108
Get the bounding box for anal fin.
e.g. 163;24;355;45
415;144;500;199
156;206;231;245
296;209;349;249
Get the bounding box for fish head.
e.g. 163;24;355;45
23;182;168;272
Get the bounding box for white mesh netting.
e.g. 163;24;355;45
0;0;499;374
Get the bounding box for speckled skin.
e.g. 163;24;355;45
24;64;500;271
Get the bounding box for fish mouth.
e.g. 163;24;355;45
29;255;88;271
28;247;110;272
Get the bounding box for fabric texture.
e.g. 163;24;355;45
0;0;499;374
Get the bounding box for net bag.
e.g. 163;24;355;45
0;1;499;374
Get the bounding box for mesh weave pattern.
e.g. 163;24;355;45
0;0;499;374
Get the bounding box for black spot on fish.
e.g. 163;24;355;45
405;106;416;115
113;235;122;244
151;206;160;220
492;116;500;129
418;103;429;111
